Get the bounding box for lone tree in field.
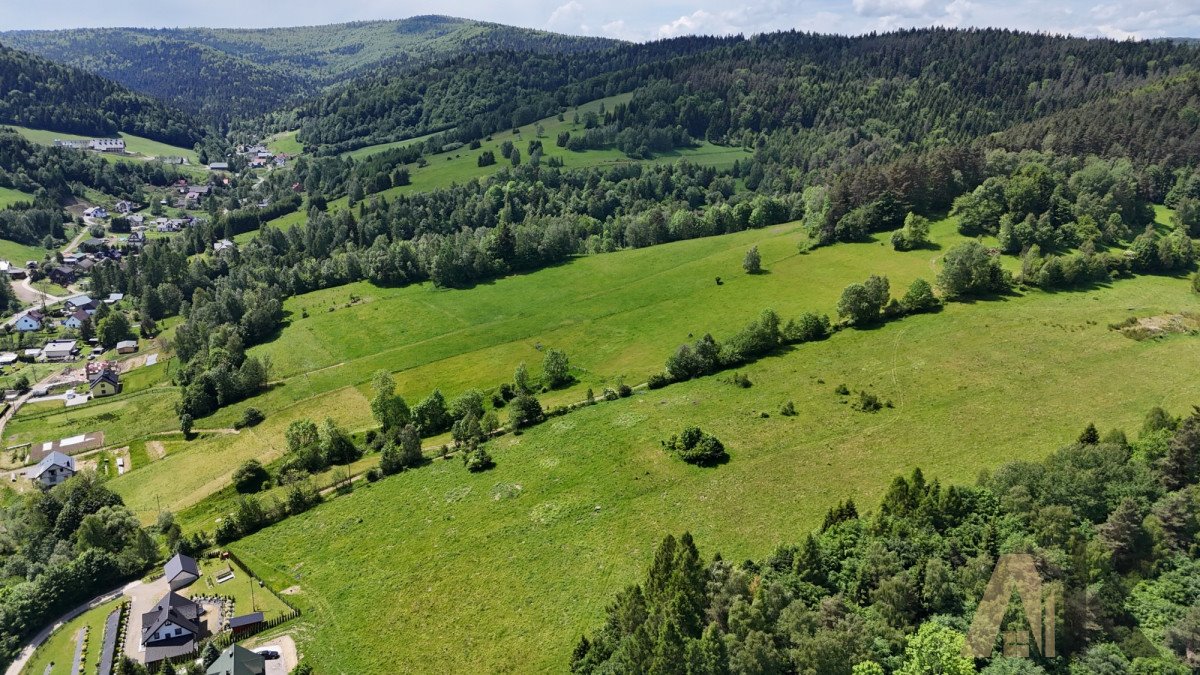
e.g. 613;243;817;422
743;246;762;274
837;275;890;326
381;424;423;474
508;391;544;429
232;459;269;494
370;370;410;432
937;241;1008;298
901;278;940;314
514;361;532;393
542;349;572;389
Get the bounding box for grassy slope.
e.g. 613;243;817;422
0;186;34;209
0;237;49;264
252;94;752;237
230;269;1200;673
22;598;121;675
9;126;199;164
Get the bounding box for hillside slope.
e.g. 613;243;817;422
1;16;620;120
0;43;201;146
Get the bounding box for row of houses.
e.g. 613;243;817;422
239;143;290;170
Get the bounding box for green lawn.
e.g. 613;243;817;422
0;238;49;266
229;270;1200;674
340;130;439;160
22;598;122;675
258;94;752;235
265;130;304;156
0;186;34;209
181;557;292;621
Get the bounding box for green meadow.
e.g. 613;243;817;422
0;186;34;209
9;126;199;164
0;237;49;265
230;268;1200;673
255;94;753;235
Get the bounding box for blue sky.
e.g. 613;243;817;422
2;0;1198;40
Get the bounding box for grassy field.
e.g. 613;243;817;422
0;186;34;209
230;268;1200;673
23;598;122;675
265;130;304;156
0;238;49;265
9;126;199;164
181;557;293;621
256;94;752;235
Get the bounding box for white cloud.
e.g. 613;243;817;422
546;1;588;31
852;0;939;17
657;9;742;38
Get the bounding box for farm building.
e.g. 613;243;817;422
0;352;17;366
26;451;76;488
116;340;138;354
209;162;230;171
206;644;265;675
164;553;200;590
229;612;264;636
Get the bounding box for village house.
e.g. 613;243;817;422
164;553;200;591
63;295;95;313
41;339;78;362
141;591;206;665
0;352;17;367
209;162;230;171
114;200;138;214
206;644;265;675
128;231;147;248
83;206;109;219
214;239;235;253
105;292;125;305
48;265;75;285
9;309;44;332
90;370;120;398
26;451;76;488
1;260;26;280
127;214;146;227
62;309;90;330
116;339;138;354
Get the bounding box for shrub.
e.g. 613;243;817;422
901;278;940;314
617;382;633;398
731;373;752;388
232;460;269;493
662;426;729;466
780;400;797;416
937;241;1008;298
854;391;883;413
647;373;672;389
508;392;544;429
235;407;264;429
366;468;381;482
464;443;494;472
743;246;762;274
603;388;619;401
835;383;850;395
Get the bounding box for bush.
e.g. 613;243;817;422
937;241;1008;298
662;426;729;466
647;373;672;389
901;278;940;314
731;373;752;388
508;392;544;429
617;382;633;398
235;407;265;429
835;383;850;395
464;443;494;472
231;460;269;494
603;388;619;401
853;391;883;413
366;468;381;482
780;400;797;416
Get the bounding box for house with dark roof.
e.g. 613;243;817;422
26;451;76;487
63;309;90;330
229;612;263;636
9;309;44;332
141;592;206;664
206;644;265;675
164;553;200;591
48;265;75;285
89;370;120;398
63;295;95;312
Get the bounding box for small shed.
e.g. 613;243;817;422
229;611;264;636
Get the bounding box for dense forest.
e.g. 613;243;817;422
288;29;1200;156
0;45;201;146
1;17;619;121
574;407;1200;674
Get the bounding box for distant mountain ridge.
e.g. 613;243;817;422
0;43;200;147
0;16;621;120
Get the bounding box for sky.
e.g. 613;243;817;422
2;0;1198;41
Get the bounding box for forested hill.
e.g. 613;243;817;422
290;28;1200;158
0;16;620;120
0;43;201;147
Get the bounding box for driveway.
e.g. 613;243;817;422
123;575;169;663
250;636;297;675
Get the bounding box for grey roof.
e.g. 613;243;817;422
116;340;137;349
65;295;93;307
26;451;75;479
228;612;263;629
206;644;265;675
141;592;201;643
89;371;120;389
164;553;199;583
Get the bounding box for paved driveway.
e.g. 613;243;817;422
123;576;169;663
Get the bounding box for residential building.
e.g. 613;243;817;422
9;310;44;332
89;370;120;397
141;592;205;665
41;339;77;362
209;162;230;171
64;295;95;312
214;239;235;253
206;644;265;675
105;292;125;305
116;340;138;354
26;451;76;487
62;309;90;330
48;266;75;285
